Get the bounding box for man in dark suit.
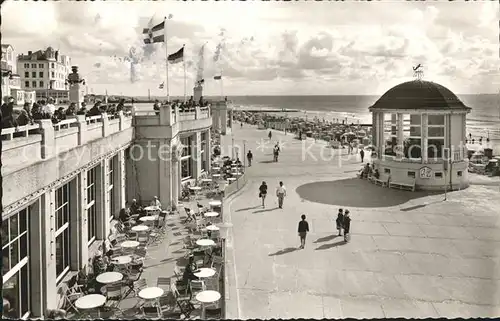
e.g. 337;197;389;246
297;214;310;249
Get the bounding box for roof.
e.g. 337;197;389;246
369;80;471;112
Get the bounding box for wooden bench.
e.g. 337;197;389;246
389;179;416;192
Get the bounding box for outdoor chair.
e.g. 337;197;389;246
211;256;224;268
105;283;123;302
171;283;195;318
130;278;148;297
159;293;181;318
205;307;222;319
156;277;171;291
58;284;83;313
183;208;194;223
188;280;206;297
142;306;161;319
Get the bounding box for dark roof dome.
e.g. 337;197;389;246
369;80;471;111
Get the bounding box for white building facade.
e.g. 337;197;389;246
17;47;71;102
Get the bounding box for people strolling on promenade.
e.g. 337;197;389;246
268;130;272;140
343;210;351;242
276;181;287;209
360;148;365;163
297;214;309;249
336;209;344;236
247;150;253;166
273;143;280;162
259;181;268;208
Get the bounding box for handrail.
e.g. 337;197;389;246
86;115;102;125
53;118;77;131
1;123;40;141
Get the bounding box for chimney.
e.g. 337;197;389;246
55;51;59;60
28;51;32;56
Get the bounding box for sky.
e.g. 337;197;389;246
2;1;499;96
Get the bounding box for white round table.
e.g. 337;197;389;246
206;225;220;231
190;186;202;191
75;294;106;313
121;241;140;248
144;206;160;212
194;268;216;278
202;179;212;183
209;200;222;207
111;255;132;265
227;177;236;182
212;167;221;171
196;239;216;247
96;272;123;284
196;290;221;319
204;212;219;218
131;225;149;232
234;172;242;176
139;216;157;222
138;287;164;300
212;174;221;178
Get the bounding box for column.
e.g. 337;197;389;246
421;113;428;163
159;143;173;208
37;119;55;159
76;114;87;145
101;112;109;137
95;163;106;240
29;199;44;317
371;112;378;147
205;129;212;173
69;177;81;270
378;112;385;157
40;190;57;311
193;132;202;179
78;170;90;267
221;108;228;135
171;159;179;207
101;160;111;238
396;113;404;159
117;149;127;209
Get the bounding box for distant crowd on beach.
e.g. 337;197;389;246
466;132;490;144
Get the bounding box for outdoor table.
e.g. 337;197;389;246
190;186;202;191
121;241;140;249
96;272;123;284
209;200;222;207
75;294;107;317
212;174;221;178
144;206;160;214
196;239;216;247
227;178;237;183
204;211;219;218
201;179;212;183
131;225;149;232
111;255;132;265
138;287;164;300
206;225;220;231
139;216;157;223
194;268;216;278
196;290;221;319
212;167;221;171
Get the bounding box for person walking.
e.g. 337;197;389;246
268;130;272;140
247;150;253;167
276;181;287;209
360;149;365;163
297;214;310;249
259;181;268;208
273;143;280;162
343;210;351;242
336;209;344;236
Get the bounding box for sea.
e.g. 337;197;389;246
134;94;500;142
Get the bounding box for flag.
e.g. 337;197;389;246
168;47;184;64
159;82;164;89
214;75;222;80
143;20;165;44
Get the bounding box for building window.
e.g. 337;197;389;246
86;167;97;245
403;114;422;159
51;63;55;68
23;63;29;68
201;133;207;171
24;71;29;78
51;71;55;78
427;115;445;159
55;183;71;282
435;172;443;178
38;64;43;68
39;72;43;78
31;63;36;68
384;168;390;174
24;81;29;88
31;81;36;88
407;171;415;178
181;137;193;180
383;113;397;156
31;72;36;78
457;171;463;177
2;208;31;319
39;81;44;88
107;158;115;221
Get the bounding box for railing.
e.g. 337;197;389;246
53;119;77;131
1;123;40;141
133;104;211;125
86;115;102;125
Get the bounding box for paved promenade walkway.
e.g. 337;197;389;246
224;125;500;319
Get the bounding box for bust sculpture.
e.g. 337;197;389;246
67;66;85;86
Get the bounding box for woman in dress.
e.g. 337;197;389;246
259;181;268;208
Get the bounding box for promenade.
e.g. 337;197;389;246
224;125;500;318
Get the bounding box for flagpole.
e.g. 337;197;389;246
183;44;186;103
220;71;224;100
164;16;170;102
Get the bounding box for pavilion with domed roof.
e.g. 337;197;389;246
368;78;471;191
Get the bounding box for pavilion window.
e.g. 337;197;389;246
383;113;396;156
405;114;422;159
181;137;193;180
2;208;31;319
55;183;71;283
427;115;445;159
86;166;98;245
200;133;207;172
107;157;116;221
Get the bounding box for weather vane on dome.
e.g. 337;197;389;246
413;64;424;80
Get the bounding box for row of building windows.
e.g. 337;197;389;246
24;81;67;90
24;71;66;80
22;62;65;69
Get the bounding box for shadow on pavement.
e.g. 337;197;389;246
313;234;339;243
296;178;444;208
253;207;279;213
259;160;275;164
400;204;427;211
235;205;262;212
268;247;299;256
315;240;346;250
